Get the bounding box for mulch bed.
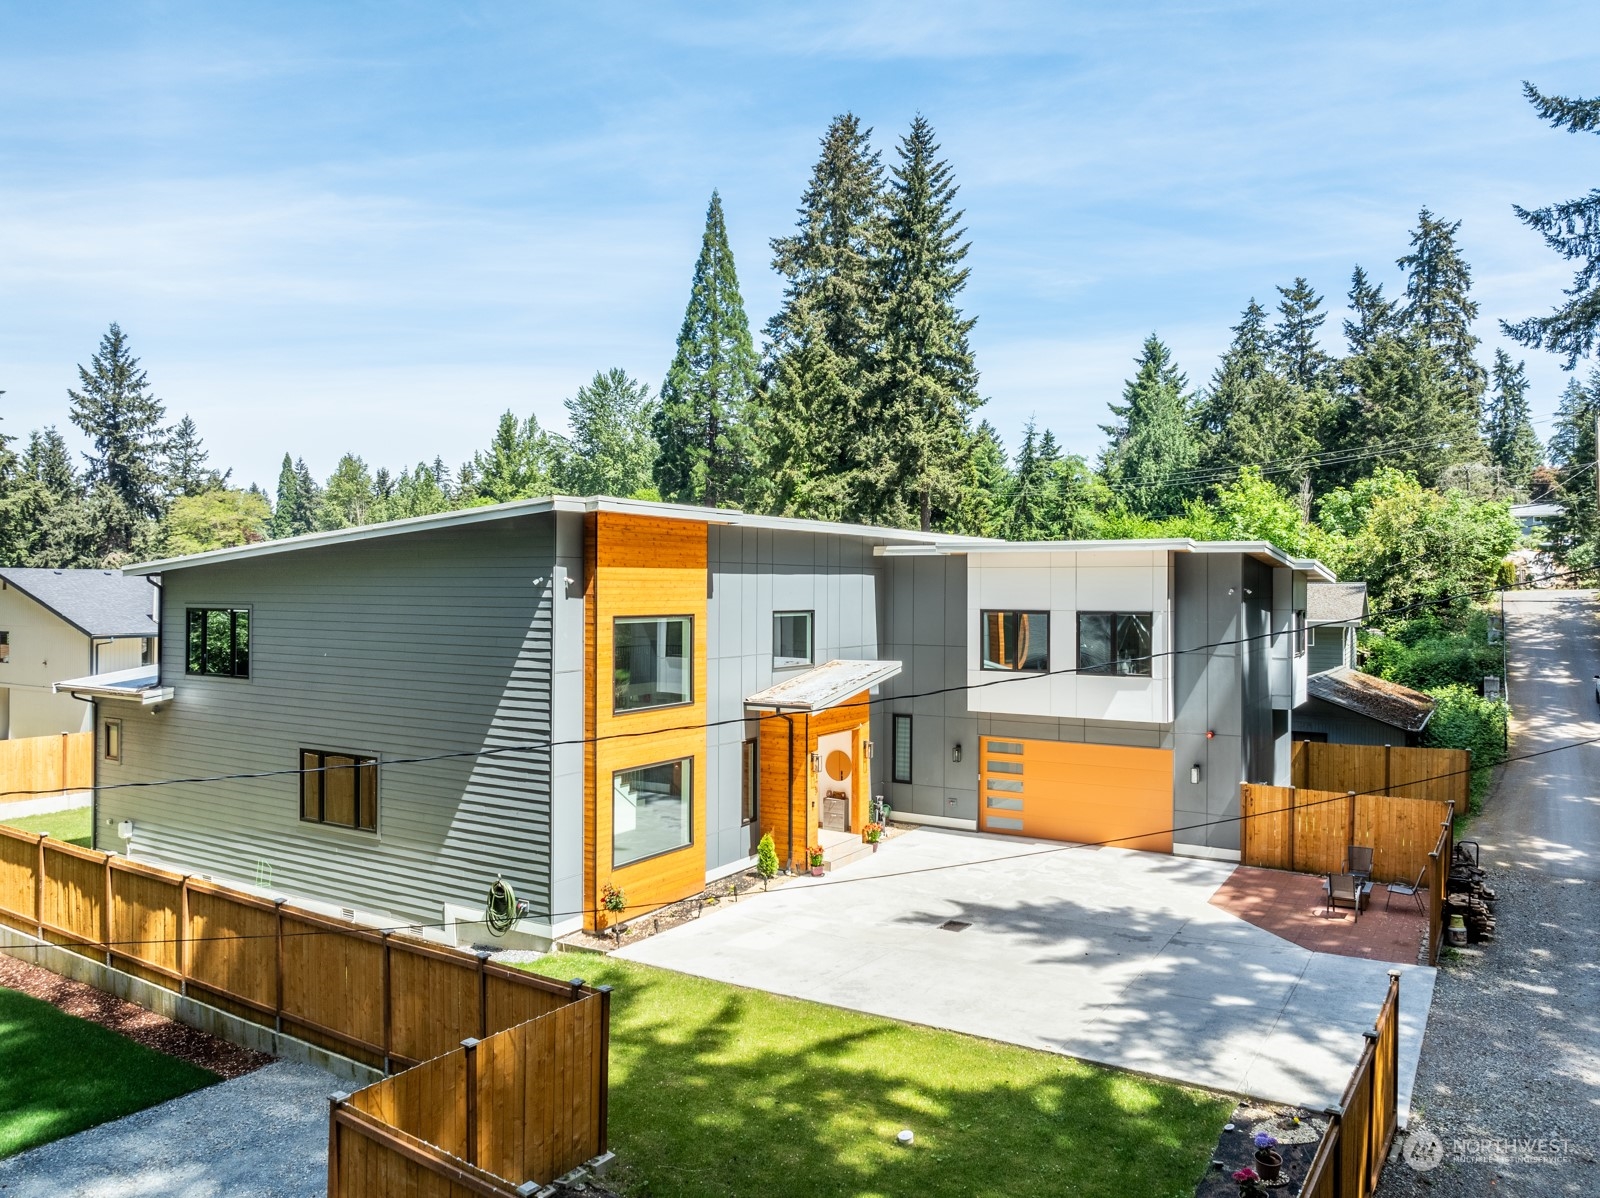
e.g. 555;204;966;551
1195;1102;1328;1197
0;953;272;1079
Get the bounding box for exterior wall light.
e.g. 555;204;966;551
952;743;963;763
1190;764;1202;785
863;740;874;759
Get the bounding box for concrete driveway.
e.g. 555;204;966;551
619;828;1434;1116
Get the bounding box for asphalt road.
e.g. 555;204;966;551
1382;590;1600;1197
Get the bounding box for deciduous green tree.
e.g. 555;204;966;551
318;454;376;529
164;488;271;555
559;369;658;498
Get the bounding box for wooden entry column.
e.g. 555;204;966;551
754;692;871;873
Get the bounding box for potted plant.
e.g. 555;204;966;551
808;845;826;877
1231;1166;1267;1198
862;822;883;850
601;883;626;943
1252;1133;1282;1183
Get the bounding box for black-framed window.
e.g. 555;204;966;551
300;749;378;832
613;757;693;867
981;611;1049;671
186;608;250;678
773;611;814;668
891;714;913;784
613;616;692;712
741;739;759;825
1077;611;1153;677
1294;610;1308;658
0;631;9;664
103;718;122;764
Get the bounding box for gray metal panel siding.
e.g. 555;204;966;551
1172;553;1248;851
97;515;561;929
705;525;888;870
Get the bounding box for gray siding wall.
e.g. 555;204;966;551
1308;626;1354;675
1292;698;1416;747
549;511;587;935
97;515;562;936
705;526;887;871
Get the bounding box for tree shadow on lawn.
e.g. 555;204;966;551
538;959;1229;1198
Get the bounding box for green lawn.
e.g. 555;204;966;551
0;807;92;847
0;985;218;1158
520;956;1228;1198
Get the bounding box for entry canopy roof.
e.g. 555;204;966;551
745;659;902;713
52;665;173;706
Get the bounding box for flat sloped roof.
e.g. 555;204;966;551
745;659;902;712
1304;667;1434;733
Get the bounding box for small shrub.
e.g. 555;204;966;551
756;832;779;886
1424;684;1508;812
1363;608;1503;692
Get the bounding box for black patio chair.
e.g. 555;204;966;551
1345;845;1374;882
1385;866;1427;914
1324;872;1368;921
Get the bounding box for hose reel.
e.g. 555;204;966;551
485;874;531;938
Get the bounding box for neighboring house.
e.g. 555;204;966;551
1510;501;1564;538
1305;581;1367;675
0;568;159;739
60;497;1331;945
1293;667;1434;747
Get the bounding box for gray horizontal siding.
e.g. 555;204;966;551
97;516;559;932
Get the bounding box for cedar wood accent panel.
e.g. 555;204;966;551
583;512;709;930
756;693;871;872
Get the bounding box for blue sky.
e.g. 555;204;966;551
2;2;1597;489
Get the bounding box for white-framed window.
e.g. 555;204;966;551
773;611;814;668
0;631;9;663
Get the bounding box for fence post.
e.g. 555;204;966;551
178;875;190;998
1288;786;1296;874
461;1039;480;1166
1323;1105;1344;1195
476;949;491;1039
59;732;69;797
102;852;115;966
597;985;612;1154
1347;790;1357;852
1384;743;1392;795
34;833;45;937
381;930;393;1076
327;1092;349;1198
274;899;286;1035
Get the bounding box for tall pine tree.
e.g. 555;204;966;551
164;415;228;497
947;420;1009;537
1272;278;1332;387
756;114;885;519
873;115;982;529
1100;335;1199;517
1504;82;1600;366
271;453;314;537
655;191;759;507
1397;208;1487;460
1482;349;1542;491
1342;266;1397;355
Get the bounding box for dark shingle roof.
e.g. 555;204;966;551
0;569;158;638
1306;581;1368;625
1305;667;1434;733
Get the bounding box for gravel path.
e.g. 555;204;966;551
0;1060;334;1197
1380;591;1600;1197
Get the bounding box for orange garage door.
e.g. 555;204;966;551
978;736;1174;853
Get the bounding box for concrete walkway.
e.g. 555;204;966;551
619;828;1434;1116
0;1060;333;1197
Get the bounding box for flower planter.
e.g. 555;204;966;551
1253;1148;1283;1183
810;865;825;877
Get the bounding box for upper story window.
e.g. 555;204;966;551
186;608;250;678
773;611;814;668
981;611;1049;672
613;616;692;712
1294;611;1308;658
1077;612;1153;677
300;749;378;832
0;631;9;664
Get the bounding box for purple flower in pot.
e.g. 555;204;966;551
1252;1132;1283;1182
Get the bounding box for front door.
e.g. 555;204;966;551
816;729;855;832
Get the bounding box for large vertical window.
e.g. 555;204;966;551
1294;610;1308;658
741;739;759;825
613;616;692;712
103;718;123;764
1077;612;1153;677
0;631;9;663
186;608;250;678
981;611;1050;671
613;757;693;867
300;749;378;832
891;714;913;784
773;611;814;668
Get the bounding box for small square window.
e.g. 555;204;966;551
103;718;122;764
981;611;1049;671
299;748;378;832
186;608;250;678
773;611;814;668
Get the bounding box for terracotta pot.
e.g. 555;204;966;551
1254;1148;1282;1182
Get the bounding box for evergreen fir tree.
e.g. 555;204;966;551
560;369;658;498
1004;420;1055;540
1100;336;1199;517
655;192;759;507
1397;208;1487;422
22;428;78;500
271;453;313;538
1482;350;1543;492
1343;266;1397;355
1504;83;1600;366
293;458;321;525
1344;331;1478;487
1272;278;1332;387
757;114;885;519
1195;300;1271;454
471;413;557;503
164;415;228;497
1544;370;1600;571
947;420;1010;537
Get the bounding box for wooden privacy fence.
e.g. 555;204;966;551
1425;818;1453;965
1300;972;1401;1198
1291;741;1469;811
0;824;595;1071
1240;784;1453;885
329;990;611;1197
0;731;92;804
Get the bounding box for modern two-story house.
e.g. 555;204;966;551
64;497;1332;945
